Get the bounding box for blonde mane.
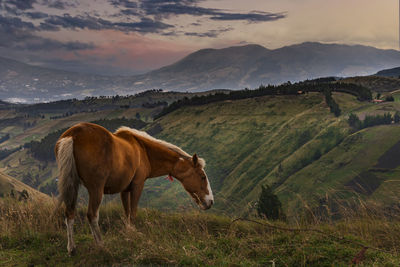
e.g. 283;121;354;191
115;126;206;168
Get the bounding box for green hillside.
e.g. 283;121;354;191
140;91;400;218
1;86;400;219
0;171;49;201
340;75;400;93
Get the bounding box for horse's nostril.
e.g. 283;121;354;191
210;200;214;205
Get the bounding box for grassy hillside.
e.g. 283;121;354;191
340;75;400;93
2;87;400;219
0;171;49;201
137;91;400;218
1;199;399;266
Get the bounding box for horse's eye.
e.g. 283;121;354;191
202;176;206;180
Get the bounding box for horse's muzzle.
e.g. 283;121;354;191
201;199;213;210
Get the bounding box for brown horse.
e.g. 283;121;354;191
55;122;213;254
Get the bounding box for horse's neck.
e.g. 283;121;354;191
141;139;180;178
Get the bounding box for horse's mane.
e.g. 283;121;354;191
115;126;206;168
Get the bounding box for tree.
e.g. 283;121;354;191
256;185;285;220
385;95;395;102
394;112;400;123
348;113;361;129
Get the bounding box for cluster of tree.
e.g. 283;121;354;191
6;189;29;201
155;82;371;119
23;121;37;129
348;112;398;130
24;128;66;162
22;172;41;188
91;117;147;132
0;133;10;144
142;101;168;108
39;180;57;196
24;117;147;162
50;111;76;120
18;89;167;116
386;95;395;102
256;185;286;220
0;147;19;160
324;90;341;117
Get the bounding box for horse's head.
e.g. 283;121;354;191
173;154;214;210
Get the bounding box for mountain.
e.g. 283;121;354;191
376;66;400;77
2;42;400;102
127;42;400;92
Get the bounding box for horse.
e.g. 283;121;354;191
55;122;213;255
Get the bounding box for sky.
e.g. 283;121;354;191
0;0;399;75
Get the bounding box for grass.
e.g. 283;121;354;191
1;198;400;266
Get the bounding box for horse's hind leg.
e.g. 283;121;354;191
87;190;104;245
65;207;76;255
120;191;131;224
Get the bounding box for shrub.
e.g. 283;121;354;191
256;185;285;220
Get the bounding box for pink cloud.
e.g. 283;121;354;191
58;30;195;72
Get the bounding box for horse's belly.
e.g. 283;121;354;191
104;172;134;194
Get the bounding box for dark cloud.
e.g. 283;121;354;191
210;11;286;22
3;0;36;10
184;28;232;38
0;15;35;30
25;11;49;19
43;14;108;30
0;15;94;51
110;0;138;9
40;0;77;10
114;17;173;33
41;13;172;33
110;0;286;24
15;38;95;51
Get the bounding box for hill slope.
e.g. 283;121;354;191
1;87;400;218
376;66;400;77
0;171;49;201
138;92;400;216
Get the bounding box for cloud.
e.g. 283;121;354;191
25;11;49;19
111;0;286;23
0;15;94;51
110;0;138;9
40;0;77;10
210;11;287;22
41;13;173;33
114;17;173;33
2;0;36;10
15;38;95;51
184;28;232;38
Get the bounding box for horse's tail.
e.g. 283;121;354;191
55;136;80;213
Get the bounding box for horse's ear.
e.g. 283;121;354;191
192;154;198;166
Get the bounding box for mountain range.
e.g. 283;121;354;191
1;42;400;103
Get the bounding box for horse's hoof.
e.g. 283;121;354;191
125;223;137;231
68;247;76;256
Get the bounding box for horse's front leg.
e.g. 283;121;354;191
130;180;144;224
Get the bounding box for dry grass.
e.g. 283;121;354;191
0;198;400;266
